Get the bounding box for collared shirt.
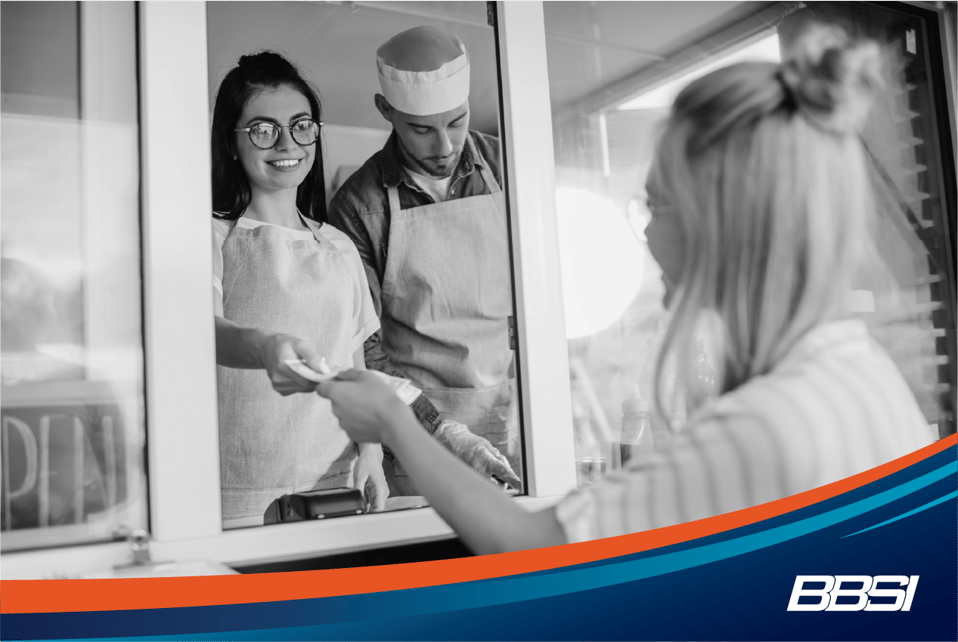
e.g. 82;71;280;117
327;130;502;432
555;320;936;543
406;167;453;203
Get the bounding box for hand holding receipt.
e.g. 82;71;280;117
285;358;423;405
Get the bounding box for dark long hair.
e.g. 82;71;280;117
211;51;327;222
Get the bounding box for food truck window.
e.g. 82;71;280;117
206;1;522;530
0;2;148;550
541;1;956;488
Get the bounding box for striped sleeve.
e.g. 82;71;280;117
554;321;935;544
556;412;785;543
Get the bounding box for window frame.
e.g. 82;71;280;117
3;0;954;579
2;0;573;579
920;0;958;435
890;0;958;436
0;0;148;557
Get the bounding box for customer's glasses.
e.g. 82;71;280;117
235;118;322;150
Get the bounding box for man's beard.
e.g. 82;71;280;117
397;135;461;179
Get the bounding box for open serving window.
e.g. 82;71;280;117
2;0;953;579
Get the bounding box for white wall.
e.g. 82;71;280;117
206;2;501;136
322;123;391;201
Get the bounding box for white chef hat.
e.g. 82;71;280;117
376;26;470;116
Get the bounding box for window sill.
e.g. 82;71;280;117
0;495;562;580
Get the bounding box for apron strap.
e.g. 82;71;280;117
387;183;404;216
299;211;327;245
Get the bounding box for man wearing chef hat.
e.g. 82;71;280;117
328;26;520;495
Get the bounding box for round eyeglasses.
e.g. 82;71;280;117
234;118;322;150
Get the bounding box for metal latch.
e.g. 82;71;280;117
120;529;152;567
508;315;517;350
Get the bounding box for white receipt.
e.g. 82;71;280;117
284;359;422;405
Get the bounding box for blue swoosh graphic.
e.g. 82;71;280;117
462;461;957;607
842;489;958;538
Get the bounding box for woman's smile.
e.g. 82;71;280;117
266;158;303;171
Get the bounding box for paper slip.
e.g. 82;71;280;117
285;359;422;405
284;358;341;382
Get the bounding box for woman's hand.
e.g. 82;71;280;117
259;332;325;395
353;443;389;512
315;369;412;444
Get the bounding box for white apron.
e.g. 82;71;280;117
217;218;357;522
381;136;520;475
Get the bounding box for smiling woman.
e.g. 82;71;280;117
234;89;317;197
211;53;327;222
208;52;387;528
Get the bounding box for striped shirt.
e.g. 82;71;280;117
555;320;936;543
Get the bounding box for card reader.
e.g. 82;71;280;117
263;488;366;524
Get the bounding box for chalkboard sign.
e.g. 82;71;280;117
1;382;129;532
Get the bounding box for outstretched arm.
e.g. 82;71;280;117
317;370;566;555
214;315;324;395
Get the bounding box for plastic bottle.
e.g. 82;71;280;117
619;387;654;466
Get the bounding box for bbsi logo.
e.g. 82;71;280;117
787;575;919;612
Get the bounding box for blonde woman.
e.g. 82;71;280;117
316;27;935;554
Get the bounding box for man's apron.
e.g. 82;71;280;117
218;218;358;523
381;136;519;488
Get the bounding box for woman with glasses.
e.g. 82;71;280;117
211;51;386;525
316;27;935;553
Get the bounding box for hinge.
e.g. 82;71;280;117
508;315;517;350
486;1;496;27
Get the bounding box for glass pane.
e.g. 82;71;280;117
1;1;147;550
543;1;955;489
206;1;520;529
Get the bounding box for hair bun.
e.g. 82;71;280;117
779;26;883;134
237;51;291;70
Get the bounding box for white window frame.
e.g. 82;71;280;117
2;1;573;579
495;1;577;496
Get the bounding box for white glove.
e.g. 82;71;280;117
433;420;522;491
